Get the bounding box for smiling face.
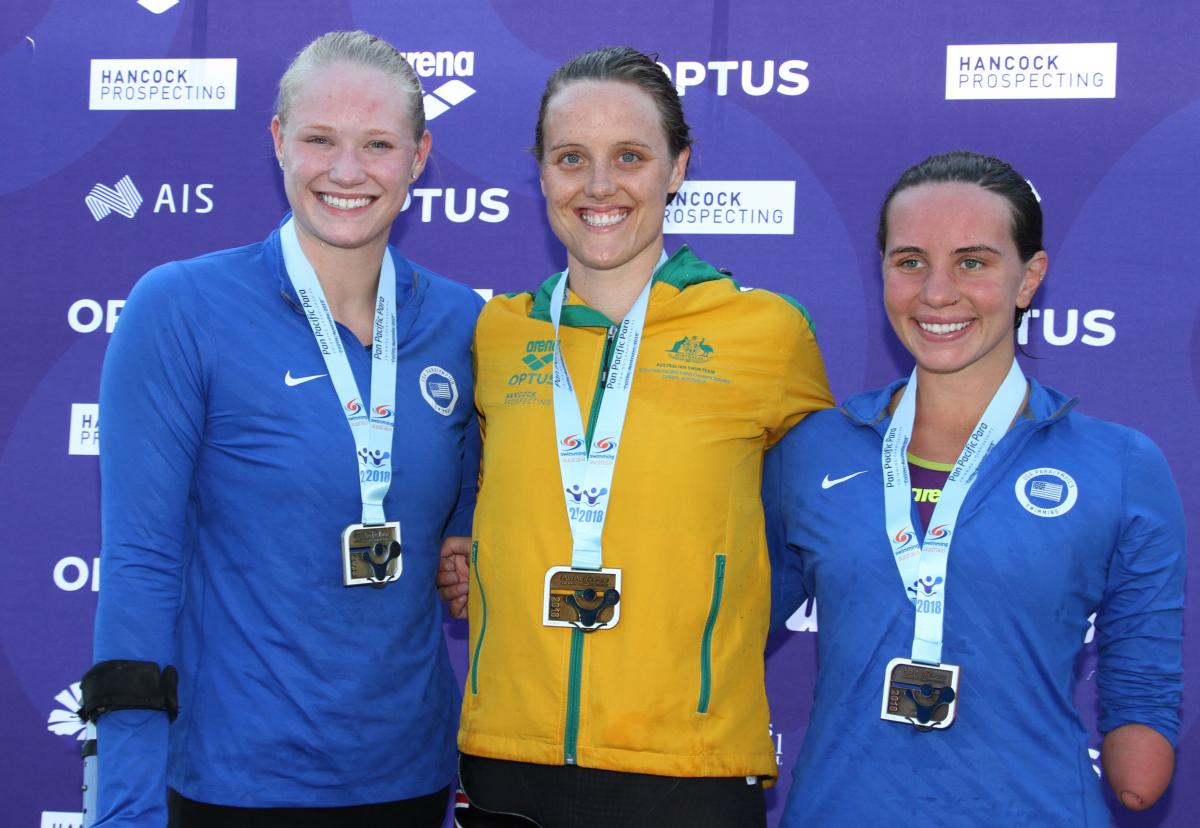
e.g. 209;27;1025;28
882;181;1047;382
271;61;430;260
539;80;689;284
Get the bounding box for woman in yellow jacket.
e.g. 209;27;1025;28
440;46;832;828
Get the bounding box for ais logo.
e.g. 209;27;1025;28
47;683;86;739
85;175;214;221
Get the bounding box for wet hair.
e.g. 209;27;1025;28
533;46;693;201
275;30;426;141
876;150;1044;328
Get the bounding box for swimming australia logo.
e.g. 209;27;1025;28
666;335;714;363
419;366;458;416
344;397;368;422
592;437;616;453
559;434;586;458
1015;467;1078;517
85;175;143;221
47;683;85;739
893;526;919;553
926;523;951;542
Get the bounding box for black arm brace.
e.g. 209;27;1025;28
79;660;179;722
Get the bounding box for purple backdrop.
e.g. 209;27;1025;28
2;1;1196;825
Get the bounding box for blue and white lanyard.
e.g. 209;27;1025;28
280;217;398;526
549;254;663;571
881;359;1026;665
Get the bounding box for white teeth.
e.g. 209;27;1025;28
320;194;372;209
581;210;628;227
919;320;971;334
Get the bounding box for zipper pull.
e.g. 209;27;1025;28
599;326;617;387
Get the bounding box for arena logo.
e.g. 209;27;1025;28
138;0;180;13
84;175;215;221
401;50;476;121
1017;308;1115;347
48;683;86;739
664;181;795;235
657;59;809;97
90;58;237;110
401;187;508;223
69;404;100;455
946;43;1117;100
55;556;101;592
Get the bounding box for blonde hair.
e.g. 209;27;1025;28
275;30;425;140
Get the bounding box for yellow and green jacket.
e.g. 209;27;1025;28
460;246;833;780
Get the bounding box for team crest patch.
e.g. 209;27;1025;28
666;334;714;363
419;366;458;416
1014;467;1077;517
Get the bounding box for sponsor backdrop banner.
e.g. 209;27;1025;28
2;1;1197;824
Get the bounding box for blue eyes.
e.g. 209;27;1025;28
556;151;642;166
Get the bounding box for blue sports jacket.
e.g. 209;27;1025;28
764;377;1185;826
92;220;481;824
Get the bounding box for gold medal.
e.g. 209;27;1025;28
542;566;621;631
880;657;959;730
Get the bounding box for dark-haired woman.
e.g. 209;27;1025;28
86;32;480;827
765;150;1184;825
440;46;832;826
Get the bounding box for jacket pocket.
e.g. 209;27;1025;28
697;553;727;713
469;540;487;695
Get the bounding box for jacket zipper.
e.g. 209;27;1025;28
469;541;485;695
563;324;617;765
698;554;727;713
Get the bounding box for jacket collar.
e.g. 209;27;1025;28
269;213;426;344
527;245;733;326
841;374;1078;433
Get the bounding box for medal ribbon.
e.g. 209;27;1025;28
549;254;663;571
280;217;398;526
881;359;1026;665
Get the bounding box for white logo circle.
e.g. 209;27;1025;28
1014;467;1077;517
419;366;458;416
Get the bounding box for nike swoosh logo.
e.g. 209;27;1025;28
821;470;868;489
284;371;328;387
